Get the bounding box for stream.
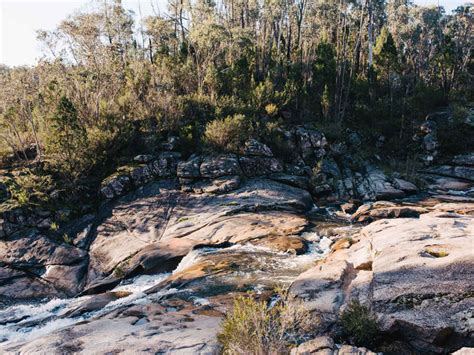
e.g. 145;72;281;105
0;211;357;347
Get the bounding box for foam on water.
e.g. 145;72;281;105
0;272;171;346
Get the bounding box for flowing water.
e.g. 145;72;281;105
0;212;355;347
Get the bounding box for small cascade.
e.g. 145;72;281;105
0;273;170;346
0;212;351;347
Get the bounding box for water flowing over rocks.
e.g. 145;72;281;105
0;132;473;353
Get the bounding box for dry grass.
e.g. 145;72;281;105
218;289;318;355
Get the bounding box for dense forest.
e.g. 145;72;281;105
0;0;472;207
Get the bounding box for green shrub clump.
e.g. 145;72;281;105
204;114;252;153
339;300;379;347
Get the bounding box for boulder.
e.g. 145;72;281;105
60;213;96;250
290;336;334;355
365;168;405;200
351;202;429;223
100;174;132;200
161;136;180;151
243;139;273;157
87;179;312;291
295;127;327;163
4;300;221;354
190;175;241;194
250;235;308;254
240;156;283;176
133;154;155;163
148;151;181;178
392;178;418;194
130;165;154;186
200;154;241;178
63;291;131;318
270;174;310;190
0;267;59;299
337;345;378;354
177;154;202;179
0;231;88;299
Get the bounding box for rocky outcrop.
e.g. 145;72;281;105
88;179;312;289
291;209;474;353
422;164;474;182
100;152;181;199
98;129;422;205
1;176;313;301
0;230;88;299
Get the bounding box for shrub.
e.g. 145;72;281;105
3;171;53;208
339;300;379;347
204;114;252;153
218;290;317;354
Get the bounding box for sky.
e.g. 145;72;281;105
0;0;468;67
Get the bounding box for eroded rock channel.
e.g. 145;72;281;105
0;147;473;354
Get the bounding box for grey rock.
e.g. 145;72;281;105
243;139;273;157
292;210;474;352
61;214;96;250
63;292;128;317
0;231;88;299
191;175;241;194
270;174;310;190
130;165;154;186
161;136;180;151
422;165;474;182
392;178;418;193
148;151;181;178
200;154;241;178
87;179;312;288
351;201;428;223
37;218;53;230
239;156;283;176
290;336;334;355
453;153;474;167
100;174;132;200
133;154;155;163
177;154;202;179
295;127;327;162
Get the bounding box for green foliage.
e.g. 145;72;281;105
218;291;317;354
0;0;471;207
204;114;252;153
46;97;90;183
2;171;54;208
374;27;398;75
339;300;379;347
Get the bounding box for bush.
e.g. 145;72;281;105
204;114;252;153
218;290;317;354
2;171;54;208
339;300;379;347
